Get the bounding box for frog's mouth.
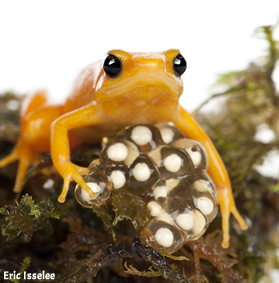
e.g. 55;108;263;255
96;71;183;103
96;79;181;124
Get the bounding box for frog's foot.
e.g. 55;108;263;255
57;162;93;203
217;185;248;249
0;138;38;193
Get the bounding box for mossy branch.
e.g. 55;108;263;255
57;235;190;283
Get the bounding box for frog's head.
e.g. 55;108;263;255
95;49;186;124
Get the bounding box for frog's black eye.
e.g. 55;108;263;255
173;54;187;77
103;54;122;78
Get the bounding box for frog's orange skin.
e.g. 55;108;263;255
0;49;248;248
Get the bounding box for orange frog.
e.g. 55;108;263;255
0;49;247;248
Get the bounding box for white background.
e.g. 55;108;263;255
0;1;279;281
0;0;278;112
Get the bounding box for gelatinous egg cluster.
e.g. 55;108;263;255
75;124;218;253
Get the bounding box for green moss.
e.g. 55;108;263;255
10;257;31;283
112;190;150;231
0;194;59;243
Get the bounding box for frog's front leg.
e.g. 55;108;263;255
51;103;103;203
172;105;248;248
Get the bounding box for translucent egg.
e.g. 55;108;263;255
140;218;188;253
128;154;160;195
74;124;218;254
148;145;194;180
175;211;195;231
75;169;112;208
100;139;139;167
191;210;208;239
152;180;168;201
171;138;208;170
117;124;163;153
155;123;186;144
110;170;127;189
166;174;218;221
147;201;164;217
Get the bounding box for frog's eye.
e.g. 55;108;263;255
103;54;122;78
173;54;187;77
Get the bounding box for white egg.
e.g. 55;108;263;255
110;170;126;189
193;210;206;236
147;201;163;216
156;213;174;225
155;227;174;248
107;143;128;162
176;213;194;230
133;163;151;181
186;147;202;167
131;126;152;146
164;154;182;172
160;128;174;144
153;185;167;200
81;182;101;203
194;180;212;192
197;197;214;215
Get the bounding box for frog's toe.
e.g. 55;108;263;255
217;185;248;248
74;174;97;199
222;237;230;249
57;164;97;203
0;151;18;168
221;204;247;248
0;151;25;193
58;176;71;203
219;199;230;249
231;205;248;230
13;158;32;193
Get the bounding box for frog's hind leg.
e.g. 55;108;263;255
0;90;63;193
172;105;248;248
0;91;48;192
